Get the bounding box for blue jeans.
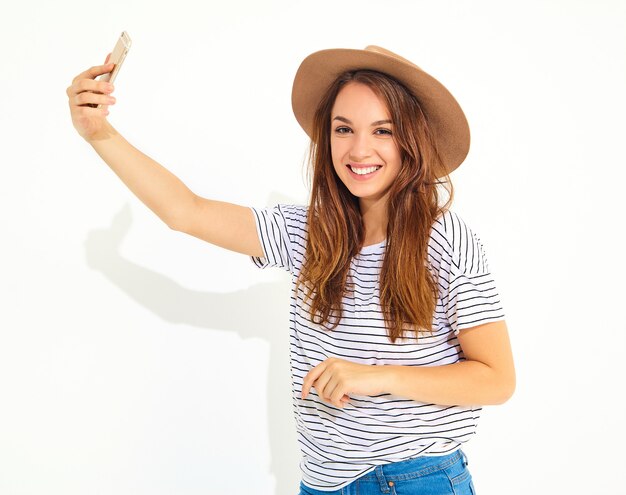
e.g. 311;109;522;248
299;450;475;495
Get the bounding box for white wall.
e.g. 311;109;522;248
1;1;625;494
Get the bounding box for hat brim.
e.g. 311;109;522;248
291;46;470;175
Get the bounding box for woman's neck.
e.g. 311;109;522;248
359;197;389;246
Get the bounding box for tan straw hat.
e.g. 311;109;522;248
291;45;471;174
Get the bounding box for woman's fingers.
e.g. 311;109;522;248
67;78;113;99
302;362;349;408
302;361;327;400
67;75;115;112
71;62;115;85
74;89;115;107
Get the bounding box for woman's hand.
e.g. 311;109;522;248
301;358;387;409
66;56;117;142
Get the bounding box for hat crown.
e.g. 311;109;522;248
364;45;420;70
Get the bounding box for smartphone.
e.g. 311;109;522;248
100;31;132;84
93;31;132;108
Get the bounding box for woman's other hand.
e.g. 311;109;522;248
301;358;387;409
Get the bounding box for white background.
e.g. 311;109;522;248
1;1;625;494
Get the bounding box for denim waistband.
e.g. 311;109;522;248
357;449;464;484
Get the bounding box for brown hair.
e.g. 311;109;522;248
297;70;454;343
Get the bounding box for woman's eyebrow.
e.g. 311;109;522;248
332;116;393;126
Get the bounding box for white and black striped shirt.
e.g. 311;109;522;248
250;205;505;491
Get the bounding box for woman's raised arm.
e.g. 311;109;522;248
67;61;263;257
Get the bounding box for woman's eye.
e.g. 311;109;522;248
335;126;351;134
375;128;392;136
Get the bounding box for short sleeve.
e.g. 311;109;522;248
436;212;506;334
249;204;307;275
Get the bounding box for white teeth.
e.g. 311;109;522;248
349;165;381;175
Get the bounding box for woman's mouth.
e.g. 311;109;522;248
347;164;382;177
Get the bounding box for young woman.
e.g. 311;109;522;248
67;45;515;495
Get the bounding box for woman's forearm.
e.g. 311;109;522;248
382;360;515;406
88;124;196;230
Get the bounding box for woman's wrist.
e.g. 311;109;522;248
86;121;118;145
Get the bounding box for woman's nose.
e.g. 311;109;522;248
348;133;373;161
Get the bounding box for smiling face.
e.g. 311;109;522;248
330;82;402;210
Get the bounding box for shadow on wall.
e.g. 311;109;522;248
84;202;300;495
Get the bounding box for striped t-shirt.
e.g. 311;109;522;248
250;204;505;491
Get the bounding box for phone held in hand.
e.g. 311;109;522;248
94;31;132;108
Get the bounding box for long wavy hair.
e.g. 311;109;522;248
297;70;454;343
